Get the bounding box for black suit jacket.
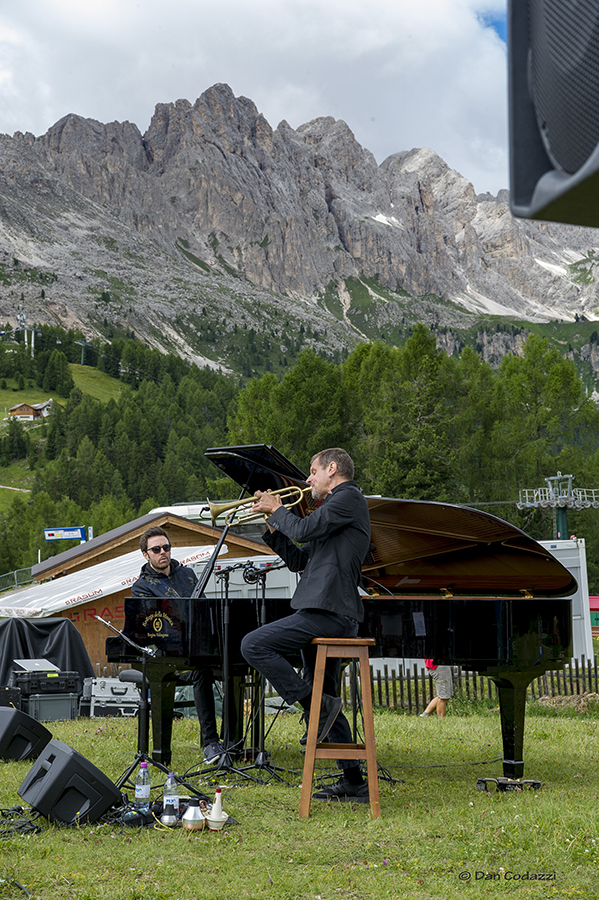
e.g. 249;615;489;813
262;480;370;621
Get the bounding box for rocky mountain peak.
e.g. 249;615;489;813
2;82;599;376
42;114;146;167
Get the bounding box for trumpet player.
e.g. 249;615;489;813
240;447;371;803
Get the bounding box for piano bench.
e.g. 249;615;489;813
299;637;380;819
119;670;143;685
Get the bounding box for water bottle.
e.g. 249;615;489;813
134;761;151;810
163;772;179;816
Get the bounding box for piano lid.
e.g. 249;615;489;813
205;445;578;599
364;497;577;598
205;444;308;495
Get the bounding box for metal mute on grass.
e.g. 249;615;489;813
181;797;206;831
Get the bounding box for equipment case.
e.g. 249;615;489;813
21;693;78;722
13;671;80;696
0;686;22;708
80;677;140;717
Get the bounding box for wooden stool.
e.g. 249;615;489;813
299;637;380;818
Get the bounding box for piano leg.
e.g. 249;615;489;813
489;671;537;779
146;672;177;768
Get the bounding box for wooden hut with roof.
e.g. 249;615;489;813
26;511;271;669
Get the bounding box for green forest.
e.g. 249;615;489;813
2;322;599;590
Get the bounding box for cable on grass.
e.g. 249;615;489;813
0;807;42;838
385;754;504;770
311;755;505;790
0;877;31;897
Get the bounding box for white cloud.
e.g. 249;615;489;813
0;0;509;193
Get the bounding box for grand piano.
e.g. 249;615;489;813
108;444;577;778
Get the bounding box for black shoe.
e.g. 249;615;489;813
203;741;225;764
304;695;342;744
312;778;370;803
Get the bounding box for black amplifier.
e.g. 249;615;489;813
0;686;21;708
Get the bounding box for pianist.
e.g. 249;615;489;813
131;526;227;766
241;447;371;803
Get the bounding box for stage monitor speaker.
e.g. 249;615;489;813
0;707;52;761
18;739;122;825
509;0;599;226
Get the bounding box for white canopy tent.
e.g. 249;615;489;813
0;545;227;618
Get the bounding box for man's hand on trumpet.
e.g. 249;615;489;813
251;489;283;520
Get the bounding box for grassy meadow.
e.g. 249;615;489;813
1;704;598;900
0;460;34;517
0;365;121;419
68;365;122;404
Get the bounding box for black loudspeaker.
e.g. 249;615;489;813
18;739;122;824
509;0;599;226
0;707;52;761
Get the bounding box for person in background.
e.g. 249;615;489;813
420;659;453;717
131;525;231;764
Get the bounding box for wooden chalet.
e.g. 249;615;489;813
9;399;54;420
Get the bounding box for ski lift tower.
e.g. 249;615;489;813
74;339;92;365
16;305;27;354
517;472;599;539
518;473;596;661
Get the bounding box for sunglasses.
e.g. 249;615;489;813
147;544;171;554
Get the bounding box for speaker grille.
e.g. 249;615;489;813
529;0;599;174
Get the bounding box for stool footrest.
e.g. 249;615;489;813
314;743;367;761
311;637;376;646
315;742;366;751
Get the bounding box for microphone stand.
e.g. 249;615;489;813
230;563;295;785
191;466;258;601
189;477;292;782
186;564;262;783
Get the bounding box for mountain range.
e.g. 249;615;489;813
2;82;599;378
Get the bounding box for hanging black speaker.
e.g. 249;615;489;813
509;0;599;226
18;740;122;825
0;707;52;761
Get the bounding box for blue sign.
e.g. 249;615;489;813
44;527;87;542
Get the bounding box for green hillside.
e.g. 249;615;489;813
69;363;123;402
0;364;122;505
0;364;121;417
319;276;599;390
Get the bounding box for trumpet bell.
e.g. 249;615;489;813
207;497;246;522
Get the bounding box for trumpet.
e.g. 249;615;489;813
206;485;312;526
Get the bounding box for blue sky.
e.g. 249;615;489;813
0;1;510;194
480;10;507;43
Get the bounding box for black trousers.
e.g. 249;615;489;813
177;668;237;747
240;609;359;770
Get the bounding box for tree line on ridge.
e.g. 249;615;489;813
1;323;599;590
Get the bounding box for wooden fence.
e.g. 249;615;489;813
102;656;599;717
337;657;599;715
